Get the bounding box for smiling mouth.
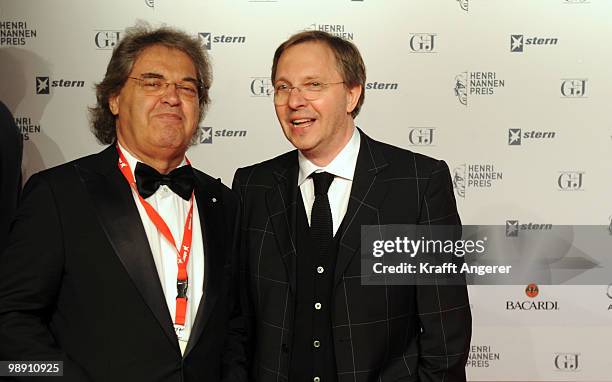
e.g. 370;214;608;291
291;118;315;126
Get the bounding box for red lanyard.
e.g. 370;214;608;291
116;145;193;327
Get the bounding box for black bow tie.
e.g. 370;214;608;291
134;162;195;200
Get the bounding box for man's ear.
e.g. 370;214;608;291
346;84;362;114
109;94;119;115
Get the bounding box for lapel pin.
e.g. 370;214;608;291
211;197;217;203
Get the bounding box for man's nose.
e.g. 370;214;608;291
286;87;307;109
161;83;181;105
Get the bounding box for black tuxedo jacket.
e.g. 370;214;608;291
232;130;471;382
0;101;22;252
0;145;247;382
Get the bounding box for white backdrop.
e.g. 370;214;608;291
1;0;611;380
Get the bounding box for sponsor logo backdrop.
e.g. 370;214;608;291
1;1;611;380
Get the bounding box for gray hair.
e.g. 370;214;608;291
89;22;211;144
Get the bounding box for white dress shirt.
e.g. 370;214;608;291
119;143;204;355
298;127;361;236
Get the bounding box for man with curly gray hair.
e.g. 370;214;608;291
0;23;247;382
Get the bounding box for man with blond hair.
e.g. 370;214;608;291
234;31;471;382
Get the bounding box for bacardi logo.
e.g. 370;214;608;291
525;283;539;298
506;284;559;311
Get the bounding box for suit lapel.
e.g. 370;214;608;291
184;174;225;357
335;131;389;287
265;152;299;294
77;145;179;353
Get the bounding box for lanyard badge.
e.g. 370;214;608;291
116;145;194;331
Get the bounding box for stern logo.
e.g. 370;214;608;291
510;35;524;52
199;32;247;50
35;76;85;95
36;77;49;94
199;126;213;144
198;126;247;144
511;34;558;53
506;220;553;237
366;81;399;90
558;171;584;191
456;0;468;11
409;33;436;53
508;129;522;145
505;220;519;237
199;33;211;50
145;0;154;8
554;353;580;372
508;128;556;145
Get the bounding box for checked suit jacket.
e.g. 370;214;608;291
232;130;472;382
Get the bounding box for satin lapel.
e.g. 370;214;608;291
76;145;179;353
184;174;225;357
334;132;389;287
265;153;299;294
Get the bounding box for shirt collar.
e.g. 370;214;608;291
117;142;187;176
297;127;361;186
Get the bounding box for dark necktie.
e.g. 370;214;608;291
134;162;195;200
310;172;335;254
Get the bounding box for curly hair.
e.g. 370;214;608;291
89;22;212;144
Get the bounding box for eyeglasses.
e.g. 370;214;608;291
127;77;201;100
273;81;344;105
